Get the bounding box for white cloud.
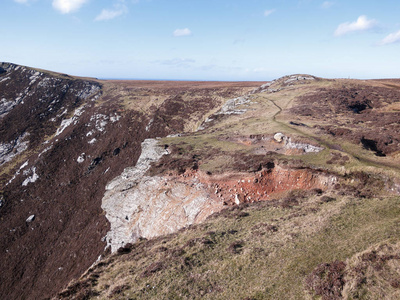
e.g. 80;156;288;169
321;1;334;9
334;15;377;36
380;30;400;45
14;0;29;3
52;0;89;14
95;5;128;21
173;28;192;37
264;9;275;17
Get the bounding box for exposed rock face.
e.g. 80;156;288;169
26;215;35;223
103;175;220;253
284;75;315;84
0;132;30;166
285;137;324;153
104;139;169;192
191;165;336;205
102;139;222;252
254;74;318;93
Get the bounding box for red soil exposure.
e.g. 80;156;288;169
174;164;336;206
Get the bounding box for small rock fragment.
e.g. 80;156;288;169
26;215;35;223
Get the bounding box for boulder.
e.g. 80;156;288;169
274;133;286;143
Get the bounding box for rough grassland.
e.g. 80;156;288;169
8;64;400;299
55;76;400;299
60;194;400;299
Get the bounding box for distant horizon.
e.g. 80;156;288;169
98;77;269;82
3;60;398;82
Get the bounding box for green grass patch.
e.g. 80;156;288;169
64;195;400;299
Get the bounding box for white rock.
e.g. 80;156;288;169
196;94;253;131
0;76;11;83
285;138;324;153
55;106;86;136
110;114;121;123
145;118;154;131
105;139;168;191
274;132;286;143
77;153;85;163
235;194;241;205
22;167;39;186
26;215;35;223
56;118;74;136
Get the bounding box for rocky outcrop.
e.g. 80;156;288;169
0;132;30;166
274;132;324;153
197;95;252;131
103;174;221;253
102;139;222;252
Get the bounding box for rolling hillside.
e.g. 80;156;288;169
1;63;400;299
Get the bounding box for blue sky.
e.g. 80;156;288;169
2;0;400;80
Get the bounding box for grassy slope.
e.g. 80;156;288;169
63;194;400;299
58;77;400;299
